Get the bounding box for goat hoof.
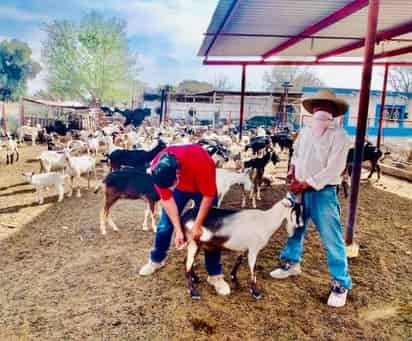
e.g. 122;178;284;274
190;288;201;300
251;289;262;300
142;226;149;231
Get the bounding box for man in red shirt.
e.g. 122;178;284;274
139;144;230;296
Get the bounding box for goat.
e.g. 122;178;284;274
64;150;97;198
4;135;19;164
98;168;160;235
39;150;68;173
245;136;271;155
270;133;293;153
244;150;280;208
107;139;166;171
340;142;388;198
17;125;40;145
181;194;298;300
22;172;66;205
216;169;252;208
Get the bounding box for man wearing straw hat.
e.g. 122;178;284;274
270;89;352;308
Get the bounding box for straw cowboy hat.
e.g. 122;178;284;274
302;89;348;117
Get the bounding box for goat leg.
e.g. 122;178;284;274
230;254;244;287
186;240;200;299
248;250;261;300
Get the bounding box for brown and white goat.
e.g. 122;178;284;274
181;195;298;300
244;149;280;208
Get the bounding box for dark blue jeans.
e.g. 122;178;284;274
150;189;222;276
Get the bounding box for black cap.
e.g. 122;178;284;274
152;153;179;189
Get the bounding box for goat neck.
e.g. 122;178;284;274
259;199;292;237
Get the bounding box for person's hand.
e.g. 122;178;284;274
192;223;203;242
175;230;187;250
288;180;311;194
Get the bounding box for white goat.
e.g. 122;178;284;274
23;172;66;205
17;125;40;145
182;194;298;300
39;150;67;173
216;169;252;207
64;150;97;197
4;135;19;164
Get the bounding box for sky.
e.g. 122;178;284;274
0;0;387;95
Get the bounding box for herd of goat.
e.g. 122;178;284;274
0;121;386;299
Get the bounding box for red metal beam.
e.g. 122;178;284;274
239;64;246;140
376;64;389;148
374;44;412;59
203;59;412;66
346;0;380;247
262;0;369;60
317;20;412;60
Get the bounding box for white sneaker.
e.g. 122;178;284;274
207;275;231;296
327;281;348;308
270;262;301;279
138;260;165;276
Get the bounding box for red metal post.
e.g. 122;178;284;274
262;0;368;59
239;64;246;140
20;99;25;126
1;102;7;132
376;64;389;148
346;0;380;246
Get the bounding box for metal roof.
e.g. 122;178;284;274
198;0;412;63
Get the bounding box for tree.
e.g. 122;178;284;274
388;67;412;93
263;66;325;91
176;80;213;94
0;39;41;101
42;12;139;104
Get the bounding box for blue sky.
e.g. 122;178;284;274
0;0;386;94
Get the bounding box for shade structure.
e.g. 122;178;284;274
198;0;412;65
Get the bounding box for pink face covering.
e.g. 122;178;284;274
311;111;333;137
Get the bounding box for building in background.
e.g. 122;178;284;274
143;90;303;127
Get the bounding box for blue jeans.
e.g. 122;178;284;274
280;186;352;289
150;189;222;276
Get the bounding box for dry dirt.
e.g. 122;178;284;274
0;145;411;341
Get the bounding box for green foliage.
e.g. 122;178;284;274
0;39;41;101
42;12;139;104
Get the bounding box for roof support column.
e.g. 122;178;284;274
2;102;7;133
346;0;380;257
20;98;25;126
376;64;389;149
239;64;246;140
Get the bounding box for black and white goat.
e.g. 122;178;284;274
98;168;160;235
181;194;298;300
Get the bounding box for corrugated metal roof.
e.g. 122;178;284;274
198;0;412;61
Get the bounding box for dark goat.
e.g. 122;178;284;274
107;140;166;171
99;168;160;234
271;133;293;152
340;142;387;198
245;136;271;154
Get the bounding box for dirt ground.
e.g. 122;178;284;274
0;145;411;341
